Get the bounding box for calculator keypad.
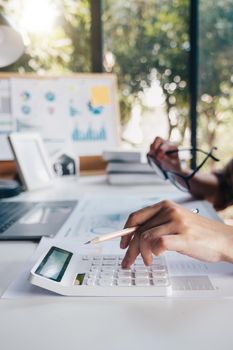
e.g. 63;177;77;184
79;255;169;287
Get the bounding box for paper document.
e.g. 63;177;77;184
2;195;231;299
166;251;233;297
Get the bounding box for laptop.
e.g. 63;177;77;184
0;200;78;240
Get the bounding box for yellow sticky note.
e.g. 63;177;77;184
91;86;111;106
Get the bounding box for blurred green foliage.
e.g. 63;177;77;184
1;0;232;160
198;0;233;165
103;0;190;141
0;0;91;72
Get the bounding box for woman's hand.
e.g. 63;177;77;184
120;200;233;268
148;137;221;207
148;136;182;173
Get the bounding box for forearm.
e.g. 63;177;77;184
184;159;233;210
183;171;220;205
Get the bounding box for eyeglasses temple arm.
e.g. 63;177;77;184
166;148;219;161
186;150;219;180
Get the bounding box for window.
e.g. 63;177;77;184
198;0;233;169
0;0;91;73
1;0;232;161
103;0;190;148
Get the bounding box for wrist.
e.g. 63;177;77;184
220;225;233;263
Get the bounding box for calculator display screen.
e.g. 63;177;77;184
35;246;73;282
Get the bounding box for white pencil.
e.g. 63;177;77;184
84;208;199;245
84;226;138;245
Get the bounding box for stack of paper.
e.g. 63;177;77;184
103;150;161;185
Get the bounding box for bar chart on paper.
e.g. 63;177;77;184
0;74;119;159
64;78;118;155
72;126;107;142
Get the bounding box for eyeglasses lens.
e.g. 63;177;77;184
166;172;189;192
147;156;167;180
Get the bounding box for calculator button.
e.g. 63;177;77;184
100;272;115;278
134;267;148;273
86;279;96;286
98;278;114;286
134;271;149;278
103;255;117;260
153;278;169;286
101;266;116;272
102;261;117;266
119;268;131;272
93;256;102;261
134;261;145;266
151;264;166;272
117;278;132;286
135;278;150;286
88;271;97;277
117;270;132;278
91;266;100;273
151;271;167;278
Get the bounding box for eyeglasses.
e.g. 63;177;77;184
147;147;220;192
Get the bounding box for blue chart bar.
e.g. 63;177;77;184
16;120;40;131
72;126;107;142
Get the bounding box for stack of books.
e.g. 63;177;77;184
103;150;161;185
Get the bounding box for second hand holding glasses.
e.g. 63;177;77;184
147;147;220;192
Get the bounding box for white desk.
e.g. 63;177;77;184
0;176;233;350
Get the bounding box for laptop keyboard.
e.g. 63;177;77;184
0;202;36;233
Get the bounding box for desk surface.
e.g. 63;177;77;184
0;176;232;350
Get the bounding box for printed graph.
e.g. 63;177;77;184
16;120;41;131
87;101;104;115
82;212;128;236
72;126;107;142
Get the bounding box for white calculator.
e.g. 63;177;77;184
29;245;172;296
